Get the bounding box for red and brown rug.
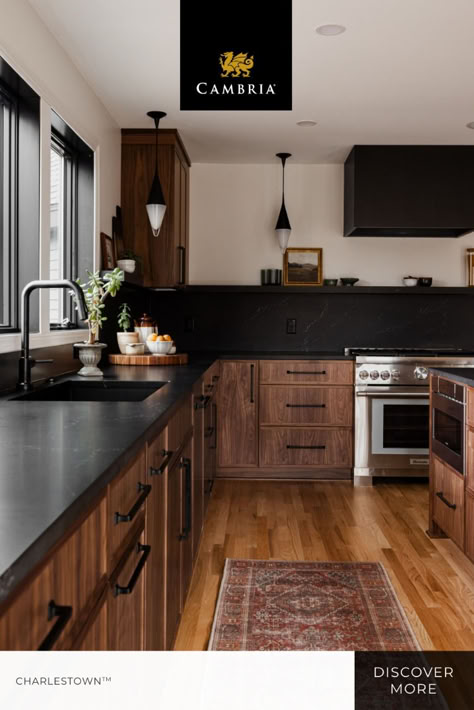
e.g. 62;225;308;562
208;559;420;651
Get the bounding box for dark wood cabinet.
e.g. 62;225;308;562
192;381;204;558
166;452;183;648
180;440;194;610
218;360;258;468
431;455;464;549
121;129;190;287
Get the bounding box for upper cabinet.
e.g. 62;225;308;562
344;146;474;237
121;129;190;287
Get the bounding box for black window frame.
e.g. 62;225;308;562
0;82;18;332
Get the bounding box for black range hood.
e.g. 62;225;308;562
344;145;474;237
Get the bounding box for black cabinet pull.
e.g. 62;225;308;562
194;395;211;410
211;402;218;450
286;403;326;408
286;370;326;375
114;482;151;524
250;363;255;403
177;245;185;285
204;426;214;438
205;479;215;495
150;449;173;476
286;445;326;450
436;491;457;510
212;375;220;382
179;457;192;540
114;543;151;596
38;600;72;651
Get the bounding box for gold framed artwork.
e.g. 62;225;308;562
283;248;323;286
467;248;474;286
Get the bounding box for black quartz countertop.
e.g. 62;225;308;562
0;358;215;605
191;350;354;361
430;367;474;387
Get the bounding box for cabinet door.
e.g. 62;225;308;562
432;456;465;549
218;361;258;467
108;530;148;650
145;427;169;650
166;456;182;648
193;381;204;558
180;440;194;609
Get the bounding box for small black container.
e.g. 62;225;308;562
417;277;432;287
261;269;282;286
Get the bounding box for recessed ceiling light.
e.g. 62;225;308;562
297;120;317;127
316;24;346;36
466;122;474;129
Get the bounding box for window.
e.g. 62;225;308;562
49;135;77;326
0;85;17;330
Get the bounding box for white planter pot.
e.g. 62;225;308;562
117;331;139;354
117;259;136;274
74;342;107;377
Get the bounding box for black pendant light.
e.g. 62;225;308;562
146;110;167;237
275;152;292;253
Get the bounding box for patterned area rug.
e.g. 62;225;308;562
209;559;420;651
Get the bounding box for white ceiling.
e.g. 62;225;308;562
28;0;474;164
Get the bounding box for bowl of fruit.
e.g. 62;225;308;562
146;333;174;354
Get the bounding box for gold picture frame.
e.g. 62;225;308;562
283;248;323;286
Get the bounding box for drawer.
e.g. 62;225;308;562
466;490;474;563
259;427;353;467
437;377;464;403
260;360;353;385
108;449;149;565
259;386;353;426
467;426;474;494
168;395;192;454
432;456;464;549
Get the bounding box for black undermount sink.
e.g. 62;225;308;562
11;379;168;402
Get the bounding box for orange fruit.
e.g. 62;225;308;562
163;334;172;341
147;333;158;342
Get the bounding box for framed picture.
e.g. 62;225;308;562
100;232;116;270
283;248;323;286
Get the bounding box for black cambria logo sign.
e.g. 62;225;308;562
180;0;292;110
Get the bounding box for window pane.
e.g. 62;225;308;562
49;146;64;324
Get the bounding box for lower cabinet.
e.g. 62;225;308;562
466;490;474;563
432;455;465;549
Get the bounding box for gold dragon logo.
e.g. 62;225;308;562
219;51;254;78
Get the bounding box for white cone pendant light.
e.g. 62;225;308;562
275;152;292;253
146;111;167;237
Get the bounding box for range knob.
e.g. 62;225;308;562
359;369;369;380
370;370;380;380
391;369;400;379
414;366;428;380
380;370;391;380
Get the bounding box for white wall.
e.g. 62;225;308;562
0;0;120;352
189;163;474;286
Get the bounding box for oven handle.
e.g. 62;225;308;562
356;392;429;398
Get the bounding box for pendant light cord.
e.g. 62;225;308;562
154;117;159;172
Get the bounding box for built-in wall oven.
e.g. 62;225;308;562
431;388;465;474
347;349;474;485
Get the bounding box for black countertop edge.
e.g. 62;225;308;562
0;359;215;606
188;350;354;361
429;367;474;387
175;285;474;295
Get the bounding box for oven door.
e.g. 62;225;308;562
355;388;430;472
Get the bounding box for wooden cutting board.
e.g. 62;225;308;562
108;353;188;366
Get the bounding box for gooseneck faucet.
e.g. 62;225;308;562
18;279;88;390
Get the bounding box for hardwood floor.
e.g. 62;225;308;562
174;480;474;650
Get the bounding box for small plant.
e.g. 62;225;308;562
74;268;124;344
119;249;142;267
118;302;132;332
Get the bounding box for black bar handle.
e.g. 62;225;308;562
150;449;174;476
195;395;211;410
286;403;326;408
38;600;72;650
114;543;151;596
114;482;151;524
250;363;255;403
436;491;457;510
178;245;185;285
286;445;326;450
179;457;192;540
211;402;218;450
204;426;214;438
286;370;326;375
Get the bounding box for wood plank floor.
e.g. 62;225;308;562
174;480;474;650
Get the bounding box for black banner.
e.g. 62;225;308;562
180;0;292;110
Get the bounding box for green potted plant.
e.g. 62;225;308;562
117;302;139;353
73;268;124;376
117;249;142;274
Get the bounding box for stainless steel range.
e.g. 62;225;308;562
344;348;474;485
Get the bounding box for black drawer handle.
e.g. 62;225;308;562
286;370;326;375
286;445;326;450
436;491;457;510
150;449;173;476
204;426;214;438
195;395;211;410
114;543;151;596
38;600;72;651
114;482;151;524
212;375;220;382
286;403;326;408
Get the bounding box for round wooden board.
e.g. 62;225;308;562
108;353;188;366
